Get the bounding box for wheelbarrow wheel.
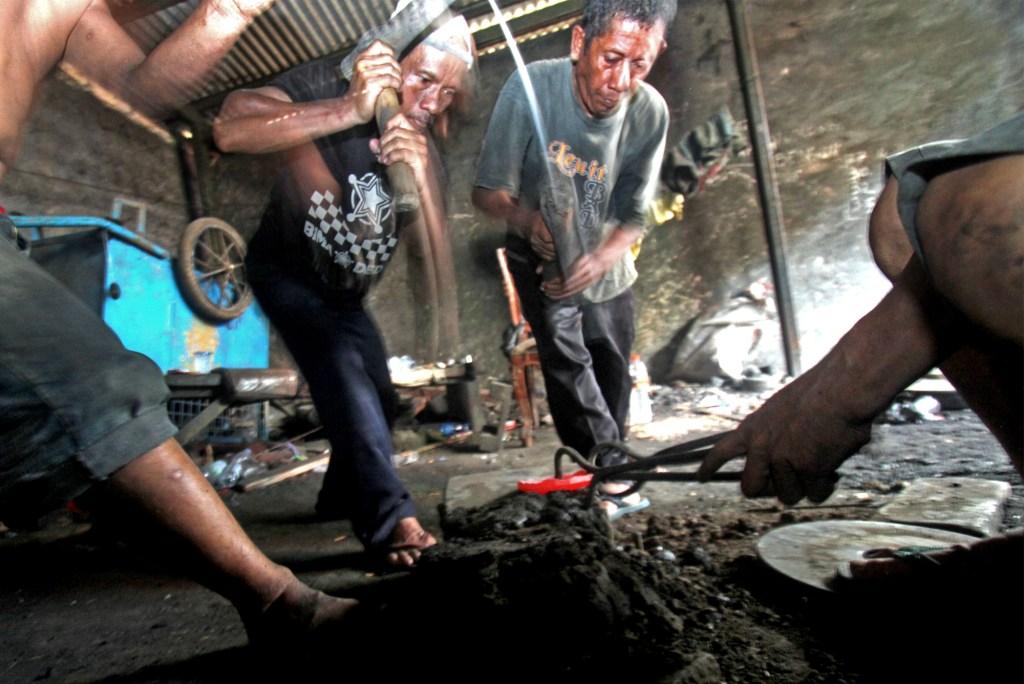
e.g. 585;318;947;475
175;217;253;322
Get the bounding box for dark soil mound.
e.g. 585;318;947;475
346;492;843;683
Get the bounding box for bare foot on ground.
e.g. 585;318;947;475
244;572;359;646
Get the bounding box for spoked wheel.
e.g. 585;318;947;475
175;217;253;322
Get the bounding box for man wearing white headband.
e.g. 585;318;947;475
214;7;475;568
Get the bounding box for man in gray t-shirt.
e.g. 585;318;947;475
473;0;674;514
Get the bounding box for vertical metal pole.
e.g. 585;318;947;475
193;129;218;218
174;113;218;221
174;125;205;221
725;0;801;376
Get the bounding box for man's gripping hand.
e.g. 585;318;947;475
541;251;614;299
345;41;403;125
697;373;873;505
541;225;637;299
528;213;557;261
372;115;431;190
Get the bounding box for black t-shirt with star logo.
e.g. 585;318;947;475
257;58;400;297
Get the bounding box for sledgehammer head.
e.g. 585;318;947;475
338;0;458;81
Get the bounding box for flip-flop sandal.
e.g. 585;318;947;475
371;529;436;571
598;492;651;522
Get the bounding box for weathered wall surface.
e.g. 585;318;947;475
3;0;1020;382
450;0;1023;378
0;74;275;248
636;0;1023;375
1;76;191;243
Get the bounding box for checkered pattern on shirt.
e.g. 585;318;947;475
308;190;398;275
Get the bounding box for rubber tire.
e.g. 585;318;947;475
175;217;253;323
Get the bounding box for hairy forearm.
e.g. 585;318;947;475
213;92;360;154
809;258;953;422
121;1;261;117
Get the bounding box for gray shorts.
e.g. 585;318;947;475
885;113;1024;268
0;214;177;521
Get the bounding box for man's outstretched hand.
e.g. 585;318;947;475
697;373;873;505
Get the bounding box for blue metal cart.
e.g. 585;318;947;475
11;214;269;372
12;213;280;445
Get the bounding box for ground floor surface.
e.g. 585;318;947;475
1;397;1020;682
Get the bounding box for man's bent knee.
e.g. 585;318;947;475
869;177;914;281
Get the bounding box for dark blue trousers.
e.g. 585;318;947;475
247;237;414;550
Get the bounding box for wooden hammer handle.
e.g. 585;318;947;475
375;88;421;214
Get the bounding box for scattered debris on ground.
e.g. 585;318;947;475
2;383;1021;683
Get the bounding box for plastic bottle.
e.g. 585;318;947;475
438;422;470;437
210;448;261;488
628;354;653;426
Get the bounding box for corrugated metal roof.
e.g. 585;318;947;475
119;0;582;114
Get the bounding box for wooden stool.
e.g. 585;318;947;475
509;340;541;446
497;248;544;447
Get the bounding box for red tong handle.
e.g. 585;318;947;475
517;469;593;495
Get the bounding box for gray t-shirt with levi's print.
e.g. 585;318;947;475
475;57;668;303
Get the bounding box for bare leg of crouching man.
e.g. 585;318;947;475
104;439;359;644
0;220;356;647
870;153;1023;467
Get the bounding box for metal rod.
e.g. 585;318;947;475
9;216;170;259
596;471;742;483
174;119;218;221
725;0;801;376
174;127;205;221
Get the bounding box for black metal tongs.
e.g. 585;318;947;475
552;432;743;504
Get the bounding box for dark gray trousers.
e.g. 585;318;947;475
506;237;634;466
0;215;176;523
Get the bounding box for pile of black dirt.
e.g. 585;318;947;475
337;492;843;683
349;492;691;682
428;491;692;679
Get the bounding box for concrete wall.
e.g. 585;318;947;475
642;0;1024;374
3;0;1021;382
